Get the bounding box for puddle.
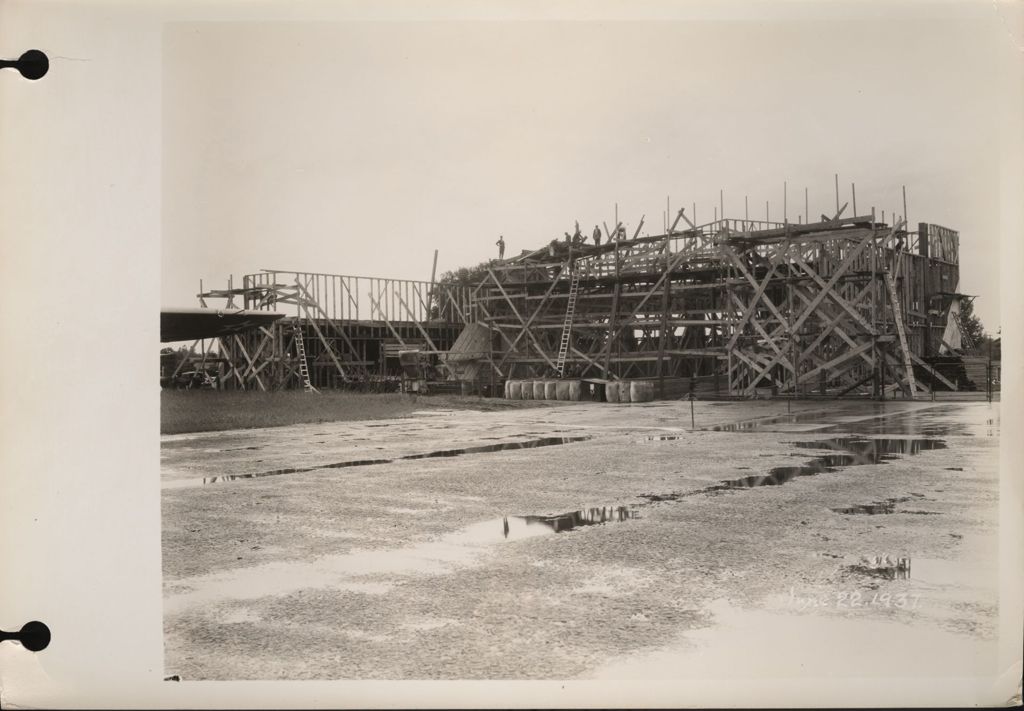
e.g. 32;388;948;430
845;555;913;580
706;410;833;431
703;404;993;437
792;436;947;462
165;504;635;612
832;497;912;515
166;436;591;489
640;437;946;501
453;506;640;545
403;437;589;460
843;555;981;584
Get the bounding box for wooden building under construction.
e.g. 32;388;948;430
168;194;980;399
476;210;971;399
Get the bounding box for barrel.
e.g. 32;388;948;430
520;380;533;400
508;380;521;400
555;381;571;400
544;381;558;400
630;380;655;402
619;380;632;403
504;380;511;399
605;382;620;403
533;380;546;400
567;381;582;401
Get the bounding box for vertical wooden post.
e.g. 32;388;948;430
787;240;798;395
834;173;840;216
429;249;439;318
488;318;495;398
657;246;670;399
871;208;879;398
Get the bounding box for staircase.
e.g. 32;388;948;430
555;266;582;377
293;322;319;393
884;271;918;398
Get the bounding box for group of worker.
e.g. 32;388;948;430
494;221;628;260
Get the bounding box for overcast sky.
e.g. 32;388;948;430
162;9;1008;329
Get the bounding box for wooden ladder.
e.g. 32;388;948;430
555;266;582;377
884;271;917;398
293;322;319;393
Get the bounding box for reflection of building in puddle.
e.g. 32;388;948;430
640;437;947;501
706;410;835;432
452;506;640;545
522;506;639;533
832;496;912;515
847;555;912;580
794;437;947;464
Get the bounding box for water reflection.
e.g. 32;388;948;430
523;505;639;532
453;506;641;545
195;436;591;486
846;555;912;580
832;497;910;515
640;437;947;500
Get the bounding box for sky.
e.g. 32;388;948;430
162;8;1009;330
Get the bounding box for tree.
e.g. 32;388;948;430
957;298;986;350
429;260;492;319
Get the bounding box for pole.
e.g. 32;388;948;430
902;185;909;230
987;335;993;402
805;187;809;225
428;249;439;318
784;181;787;223
852;183;857;215
488;318;495;398
834;173;840;216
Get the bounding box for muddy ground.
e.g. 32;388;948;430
162;399;1001;681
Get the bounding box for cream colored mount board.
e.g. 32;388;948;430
0;1;1022;709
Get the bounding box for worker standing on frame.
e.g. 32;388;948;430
496;235;505;260
592;225;602;247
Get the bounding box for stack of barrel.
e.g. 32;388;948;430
504;379;655;403
603;380;654;403
504;379;581;401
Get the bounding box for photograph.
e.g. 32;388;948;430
158;10;1013;689
2;0;1021;708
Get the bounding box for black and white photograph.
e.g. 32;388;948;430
2;0;1022;707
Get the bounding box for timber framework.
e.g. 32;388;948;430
174;190;981;399
481;208;971;398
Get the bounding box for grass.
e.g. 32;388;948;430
161;389;552;435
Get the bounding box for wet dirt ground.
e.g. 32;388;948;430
162;399;1001;681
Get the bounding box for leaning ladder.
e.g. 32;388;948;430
555;266;582;377
951;311;976;351
292;322;319;393
884;271;917;398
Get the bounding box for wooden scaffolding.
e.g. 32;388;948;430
473;209;968;399
194;270;471;391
